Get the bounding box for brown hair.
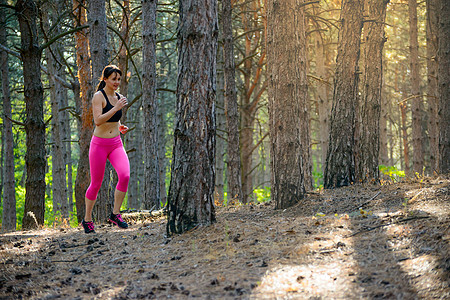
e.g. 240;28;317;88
96;65;122;91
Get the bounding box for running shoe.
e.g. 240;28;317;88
109;213;128;229
82;220;95;233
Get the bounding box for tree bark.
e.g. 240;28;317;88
315;31;330;174
16;0;46;229
267;0;307;209
215;48;226;204
400;102;411;174
73;0;94;223
379;86;389;166
222;0;243;203
89;0;113;222
408;0;425;175
1;0;16;232
438;0;450;173
324;0;363;189
142;0;160;209
426;0;439;173
126;106;142;209
43;3;69;220
167;0;217;235
357;0;388;183
118;0;130;98
239;1;266;203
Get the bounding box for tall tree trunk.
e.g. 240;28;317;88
438;0;450;173
324;0;363;189
89;0;112;222
73;0;94;223
267;0;307;209
1;0;16;232
16;0;46;229
409;0;425;174
157;97;166;206
118;0;130;98
215;49;225;203
119;1;132;208
126;105;141;209
142;0;160;209
167;0;217;235
400;102;411;174
379;84;389;166
239;1;266;203
158;46;171;207
43;3;69;220
240;1;253;202
315;31;330;174
222;0;243;203
427;0;439;173
357;0;388;183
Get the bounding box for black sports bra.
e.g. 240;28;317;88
100;89;122;122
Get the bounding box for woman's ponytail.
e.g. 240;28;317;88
96;79;106;91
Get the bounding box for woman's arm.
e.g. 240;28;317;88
92;92;127;126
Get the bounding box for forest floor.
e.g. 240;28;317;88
1;176;449;299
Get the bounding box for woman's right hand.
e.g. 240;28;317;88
115;96;128;110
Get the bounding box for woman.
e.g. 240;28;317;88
82;65;130;234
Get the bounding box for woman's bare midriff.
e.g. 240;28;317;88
93;122;120;138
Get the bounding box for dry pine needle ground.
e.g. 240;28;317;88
0;176;449;299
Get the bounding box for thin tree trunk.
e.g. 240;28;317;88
215;49;225;204
1;0;16;231
73;0;94;223
400;102;411;174
142;0;160;210
357;0;388;183
167;0;217;235
43;4;69;220
380;81;389;166
315;31;330;174
438;0;450;173
157;96;166;206
267;0;307;209
126;105;141;209
409;0;425;174
239;1;265;203
118;0;130;98
427;0;439;173
17;0;46;229
89;0;112;222
324;0;364;189
158;45;171;207
222;0;243;203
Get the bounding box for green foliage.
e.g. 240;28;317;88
15;186;26;230
379;165;405;182
313;169;324;190
253;186;271;203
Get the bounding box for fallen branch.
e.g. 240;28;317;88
345;215;431;238
51;252;89;263
407;190;424;204
359;191;381;208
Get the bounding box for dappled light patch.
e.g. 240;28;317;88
254;261;358;298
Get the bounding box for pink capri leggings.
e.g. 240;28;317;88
85;135;130;201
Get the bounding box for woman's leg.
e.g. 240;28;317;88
108;145;130;214
84;141;108;221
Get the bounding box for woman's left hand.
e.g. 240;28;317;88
119;124;129;134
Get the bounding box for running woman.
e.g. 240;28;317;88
82;65;130;233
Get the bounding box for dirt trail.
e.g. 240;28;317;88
1;177;449;299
